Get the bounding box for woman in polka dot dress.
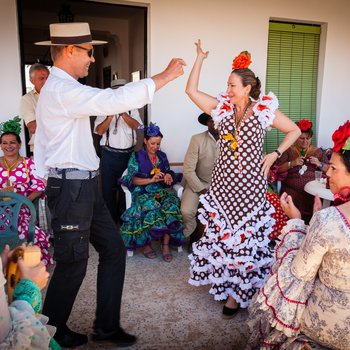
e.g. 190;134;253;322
185;40;300;317
0;132;53;265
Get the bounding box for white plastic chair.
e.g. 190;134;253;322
120;168;184;256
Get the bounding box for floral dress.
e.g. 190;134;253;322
119;148;186;250
188;93;279;308
0;157;53;265
0;259;60;349
247;207;350;350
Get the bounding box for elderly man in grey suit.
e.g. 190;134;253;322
181;113;218;246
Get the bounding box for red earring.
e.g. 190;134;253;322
334;186;350;205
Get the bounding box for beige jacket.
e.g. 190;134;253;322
183;131;217;192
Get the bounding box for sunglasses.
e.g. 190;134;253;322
73;45;94;58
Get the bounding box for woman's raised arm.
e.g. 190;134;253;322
185;40;218;114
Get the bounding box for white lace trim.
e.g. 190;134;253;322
211;91;279;131
211;93;233;129
252;92;279;130
247;220;312;338
189;193;276;307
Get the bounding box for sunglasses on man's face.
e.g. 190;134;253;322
73;45;94;58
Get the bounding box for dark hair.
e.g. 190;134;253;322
301;129;314;138
144;130;163;140
340;150;350;173
0;132;21;144
231;68;261;100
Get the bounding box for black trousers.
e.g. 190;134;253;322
43;176;126;332
100;148;132;224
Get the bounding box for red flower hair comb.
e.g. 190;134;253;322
296;119;312;132
332;120;350;152
232;51;252;70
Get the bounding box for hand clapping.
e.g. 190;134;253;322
152;172;164;183
152;172;173;185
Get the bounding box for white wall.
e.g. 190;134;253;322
1;0;349;161
0;0;26;154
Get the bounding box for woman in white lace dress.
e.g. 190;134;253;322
185;40;300;317
248;120;350;350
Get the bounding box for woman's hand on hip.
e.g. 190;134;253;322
260;152;278;178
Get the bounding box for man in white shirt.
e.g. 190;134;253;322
19;63;49;153
94;78;142;224
34;22;185;348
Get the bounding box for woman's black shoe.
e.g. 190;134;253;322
54;328;88;348
92;327;137;347
222;305;240;319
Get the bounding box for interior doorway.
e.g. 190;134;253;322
16;0;148;154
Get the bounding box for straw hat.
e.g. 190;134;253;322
35;22;107;46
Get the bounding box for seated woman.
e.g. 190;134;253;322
277;119;329;223
247;120;350;350
119;123;185;262
0;121;53;265
0;245;59;349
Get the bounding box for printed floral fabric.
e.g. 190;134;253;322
189;93;278;308
120;152;185;249
0;260;58;349
247;207;350;350
0;157;53;265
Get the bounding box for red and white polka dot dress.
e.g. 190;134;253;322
0;157;53;265
189;93;279;308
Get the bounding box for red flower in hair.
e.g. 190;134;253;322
332;121;350;152
232;51;252;70
297;119;312;132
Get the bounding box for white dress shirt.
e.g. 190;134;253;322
19;88;39;125
94;110;142;149
34;67;155;178
19;89;39;152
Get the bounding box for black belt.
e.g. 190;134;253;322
103;145;134;153
48;168;99;180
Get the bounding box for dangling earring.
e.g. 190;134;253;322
334;186;350;206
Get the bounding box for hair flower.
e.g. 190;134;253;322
0;116;22;135
140;122;160;137
332;120;350;152
296;119;312;132
232;51;252;70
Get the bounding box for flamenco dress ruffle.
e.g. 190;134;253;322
189;190;276;308
120;187;185;250
247;219;314;349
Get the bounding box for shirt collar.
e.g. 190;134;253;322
207;131;218;143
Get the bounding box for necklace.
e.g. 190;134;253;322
293;145;311;175
149;155;161;175
3;155;21;186
223;99;252;158
293;145;310;158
